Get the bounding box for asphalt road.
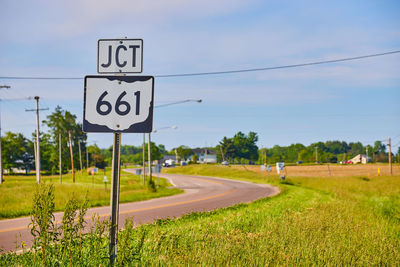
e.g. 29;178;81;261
0;171;279;253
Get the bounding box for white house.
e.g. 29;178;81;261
191;148;217;164
349;154;371;164
161;155;177;166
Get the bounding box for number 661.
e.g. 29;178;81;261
96;90;140;116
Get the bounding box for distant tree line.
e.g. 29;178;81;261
2;112;399;174
257;140;393;164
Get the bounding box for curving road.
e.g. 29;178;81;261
0;171;279;253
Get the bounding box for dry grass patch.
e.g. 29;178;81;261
237;163;400;177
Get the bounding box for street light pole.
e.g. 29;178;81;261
140;99;202;187
148;98;201;183
150;126;177;186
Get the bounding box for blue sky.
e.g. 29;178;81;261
0;0;399;150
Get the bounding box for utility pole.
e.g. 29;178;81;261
68;131;75;182
94;141;97;169
148;133;152;183
86;141;89;169
0;85;11;184
315;147;318;163
25;96;48;184
388;137;392;175
265;149;267;165
78;138;83;174
59;133;62;183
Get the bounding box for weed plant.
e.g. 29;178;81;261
1;165;399;265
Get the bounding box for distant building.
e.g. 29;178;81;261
161;155;177;166
191;148;217;164
349;154;371;164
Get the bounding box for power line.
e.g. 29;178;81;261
155;99;202;108
391;134;400;141
0;50;399;80
156;50;400;78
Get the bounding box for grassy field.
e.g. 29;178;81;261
238;163;400;177
0;169;182;219
1;164;399;265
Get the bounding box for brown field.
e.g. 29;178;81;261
233;163;400;177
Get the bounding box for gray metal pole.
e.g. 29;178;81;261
59;133;62;184
109;132;121;265
148;132;152;183
142;133;146;184
35;96;41;184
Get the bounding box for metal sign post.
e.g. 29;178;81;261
109;132;121;264
83;38;152;266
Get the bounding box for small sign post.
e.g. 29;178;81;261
83;38;151;266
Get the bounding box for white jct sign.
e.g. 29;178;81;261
83;76;154;133
98;39;143;73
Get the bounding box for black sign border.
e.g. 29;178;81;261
83;75;154;133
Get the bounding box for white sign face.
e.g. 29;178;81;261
98;39;143;73
83;76;154;133
276;162;285;174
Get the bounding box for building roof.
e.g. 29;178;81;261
192;148;216;155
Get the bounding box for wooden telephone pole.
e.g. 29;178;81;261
68;131;75;182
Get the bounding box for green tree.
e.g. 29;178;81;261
145;142;163;162
219;137;235;162
38;133;56;173
192;154;198;163
374;141;386;154
231;131;259;162
176;146;193;161
349;142;364;157
2;132;33;173
87;145;104;168
43;106;87;172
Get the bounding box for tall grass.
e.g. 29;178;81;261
1;165;399;265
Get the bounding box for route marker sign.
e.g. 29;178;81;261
83;75;154;133
98;39;143;73
86;38;150;265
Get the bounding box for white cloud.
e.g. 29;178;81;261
0;0;252;41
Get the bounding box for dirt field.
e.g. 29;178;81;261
234;163;400;177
